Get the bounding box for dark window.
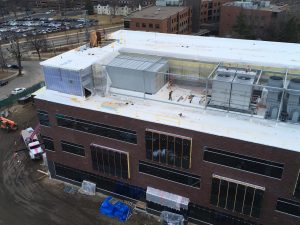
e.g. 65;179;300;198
37;110;50;126
295;170;300;198
276;198;300;218
155;24;160;29
203;147;284;179
188;203;261;225
145;130;192;169
61;140;85;156
142;23;146;28
54;163;145;201
136;22;140;27
210;178;220;205
149;23;153;28
56;114;137;144
42;136;54;151
90;144;129;179
210;176;264;218
124;21;130;29
139;161;200;188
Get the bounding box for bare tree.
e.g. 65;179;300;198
7;33;23;75
26;34;48;60
0;42;7;71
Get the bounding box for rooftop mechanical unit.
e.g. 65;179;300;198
265;76;284;120
106;54;169;94
43;66;94;98
209;68;256;111
209;68;236;109
230;71;256;111
286;78;300;122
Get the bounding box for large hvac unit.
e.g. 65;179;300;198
209;68;236;108
106;54;169;94
265;76;284;120
230;71;256;111
287;78;300;122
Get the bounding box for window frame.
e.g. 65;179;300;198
203;146;284;179
90;144;130;179
294;169;300;198
56;114;137;144
61;140;85;157
37;110;50;126
276;198;300;218
139;160;200;188
210;174;265;218
145;129;192;169
41;135;54;151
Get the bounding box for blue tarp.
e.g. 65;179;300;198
99;197;131;222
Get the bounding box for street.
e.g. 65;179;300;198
0;61;43;100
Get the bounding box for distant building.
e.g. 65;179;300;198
184;0;200;32
124;6;192;34
219;0;289;38
156;0;184;6
199;0;232;34
94;4;133;16
200;0;231;24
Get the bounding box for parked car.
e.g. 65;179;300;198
8;64;23;69
11;87;26;95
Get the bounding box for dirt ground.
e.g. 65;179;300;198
0;104;160;225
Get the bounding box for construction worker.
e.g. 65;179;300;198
168;90;173;101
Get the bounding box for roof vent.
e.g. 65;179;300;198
288;78;300;90
267;76;283;88
237;75;251;80
218;74;230;78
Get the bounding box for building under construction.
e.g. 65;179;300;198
35;30;300;225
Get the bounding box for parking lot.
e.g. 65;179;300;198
0;10;97;41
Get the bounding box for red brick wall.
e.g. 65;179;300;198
36;99;300;225
126;7;192;34
219;5;283;37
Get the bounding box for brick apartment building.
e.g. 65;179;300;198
200;0;231;24
124;6;192;34
219;0;289;38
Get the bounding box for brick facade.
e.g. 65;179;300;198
36;99;300;225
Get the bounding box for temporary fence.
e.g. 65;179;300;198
0;81;45;109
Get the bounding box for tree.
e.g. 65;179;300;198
0;42;7;71
26;34;48;60
278;17;300;43
233;12;255;39
85;0;94;15
7;33;23;75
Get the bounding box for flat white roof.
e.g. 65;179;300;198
37;30;300;153
41;30;300;71
36;88;300;153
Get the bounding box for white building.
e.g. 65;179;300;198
94;4;132;16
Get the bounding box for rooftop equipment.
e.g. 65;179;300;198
209;68;236;109
160;211;184;225
265;76;284;120
230;70;256;111
209;68;256;111
43;66;94;98
106;54;169;94
286;78;300;123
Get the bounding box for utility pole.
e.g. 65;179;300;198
84;10;89;43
